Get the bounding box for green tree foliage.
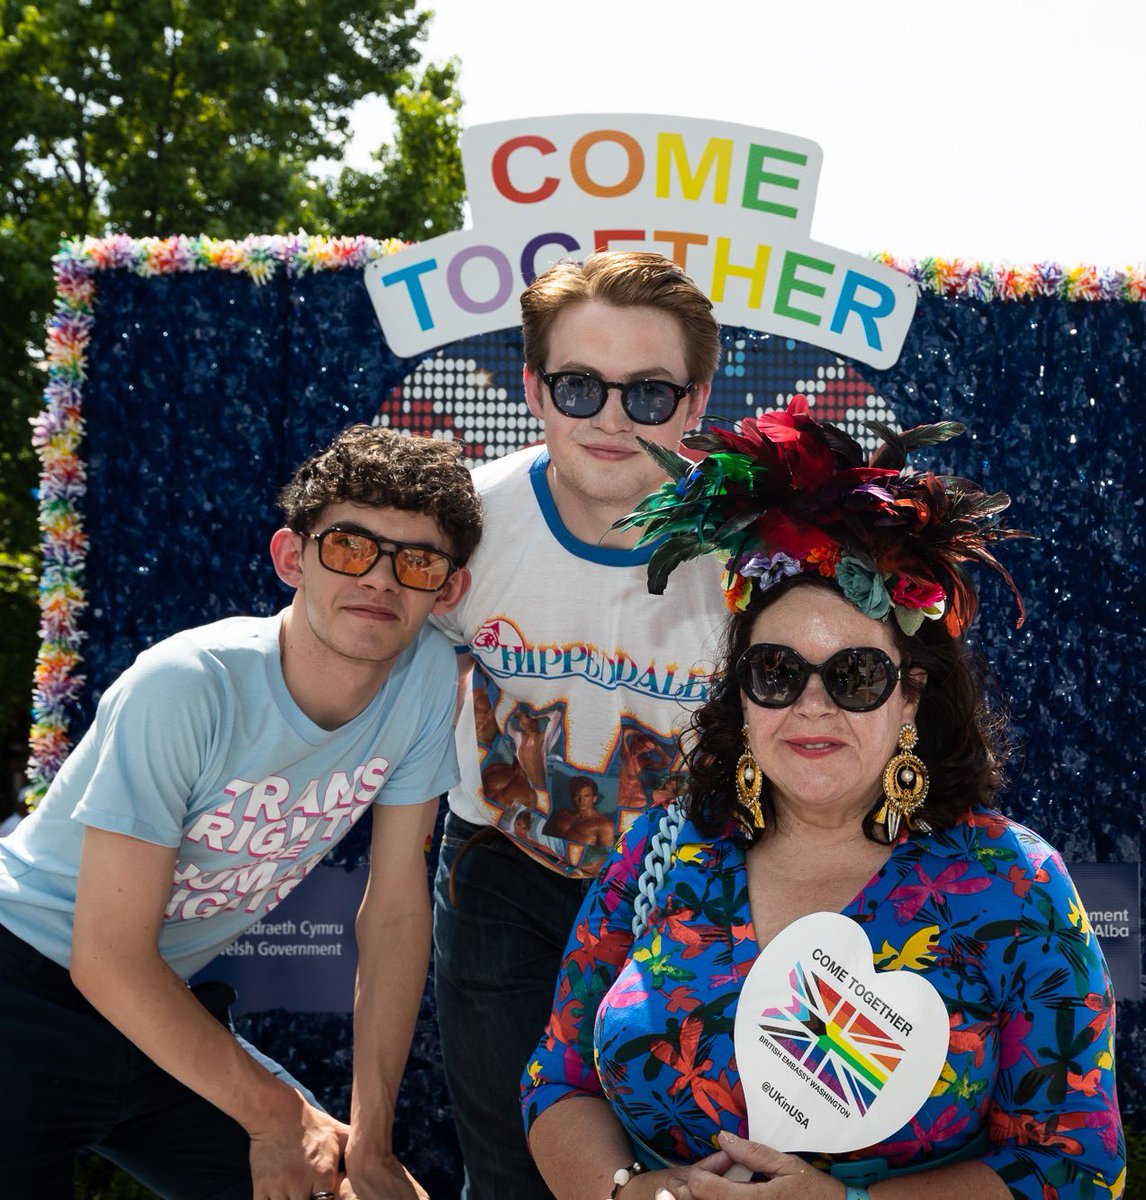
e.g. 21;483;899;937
0;0;467;805
327;58;465;240
4;0;434;233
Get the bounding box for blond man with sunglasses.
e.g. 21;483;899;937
431;251;729;1199
0;426;481;1200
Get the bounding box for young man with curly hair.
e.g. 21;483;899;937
0;426;481;1200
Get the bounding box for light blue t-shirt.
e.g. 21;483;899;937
0;611;459;977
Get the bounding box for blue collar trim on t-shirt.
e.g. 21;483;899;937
528;450;659;567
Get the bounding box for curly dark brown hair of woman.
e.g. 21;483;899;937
684;575;1011;842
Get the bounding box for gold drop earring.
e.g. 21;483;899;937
874;722;931;841
736;724;765;832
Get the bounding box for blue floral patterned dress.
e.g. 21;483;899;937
522;807;1125;1199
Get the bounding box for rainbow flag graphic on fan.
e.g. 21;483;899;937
756;961;906;1115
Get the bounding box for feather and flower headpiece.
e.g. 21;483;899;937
616;397;1030;637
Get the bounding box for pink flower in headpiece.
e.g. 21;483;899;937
891;576;947;611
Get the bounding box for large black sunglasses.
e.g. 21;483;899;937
306;527;457;592
736;644;902;713
536;369;694;426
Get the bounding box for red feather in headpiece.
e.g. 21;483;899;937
614;397;1031;635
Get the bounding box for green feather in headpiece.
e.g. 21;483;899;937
614;396;1031;632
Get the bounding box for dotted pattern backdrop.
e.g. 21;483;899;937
376;328;896;460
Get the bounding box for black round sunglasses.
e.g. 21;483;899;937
736;643;902;713
536;369;694;426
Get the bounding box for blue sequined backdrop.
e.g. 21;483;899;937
50;266;1144;1188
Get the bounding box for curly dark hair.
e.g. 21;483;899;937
278;425;483;565
685;575;1011;842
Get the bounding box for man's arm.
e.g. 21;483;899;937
71;826;347;1199
344;797;439;1200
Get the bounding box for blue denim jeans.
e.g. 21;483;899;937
0;921;312;1199
433;812;592;1200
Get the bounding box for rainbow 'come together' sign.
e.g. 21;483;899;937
365;114;918;369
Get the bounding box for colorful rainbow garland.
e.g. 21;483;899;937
25;241;1146;802
876;255;1146;302
26;233;406;803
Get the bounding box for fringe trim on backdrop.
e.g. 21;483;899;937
876;254;1146;302
24;242;1146;801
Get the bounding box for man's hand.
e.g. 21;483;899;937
651;1132;845;1199
344;1142;428;1200
247;1091;349;1200
71;828;351;1199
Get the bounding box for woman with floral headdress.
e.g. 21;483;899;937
521;399;1124;1200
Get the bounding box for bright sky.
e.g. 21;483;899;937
348;0;1144;268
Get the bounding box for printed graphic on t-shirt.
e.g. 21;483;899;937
471;653;693;875
167;757;389;921
471;617;710;704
